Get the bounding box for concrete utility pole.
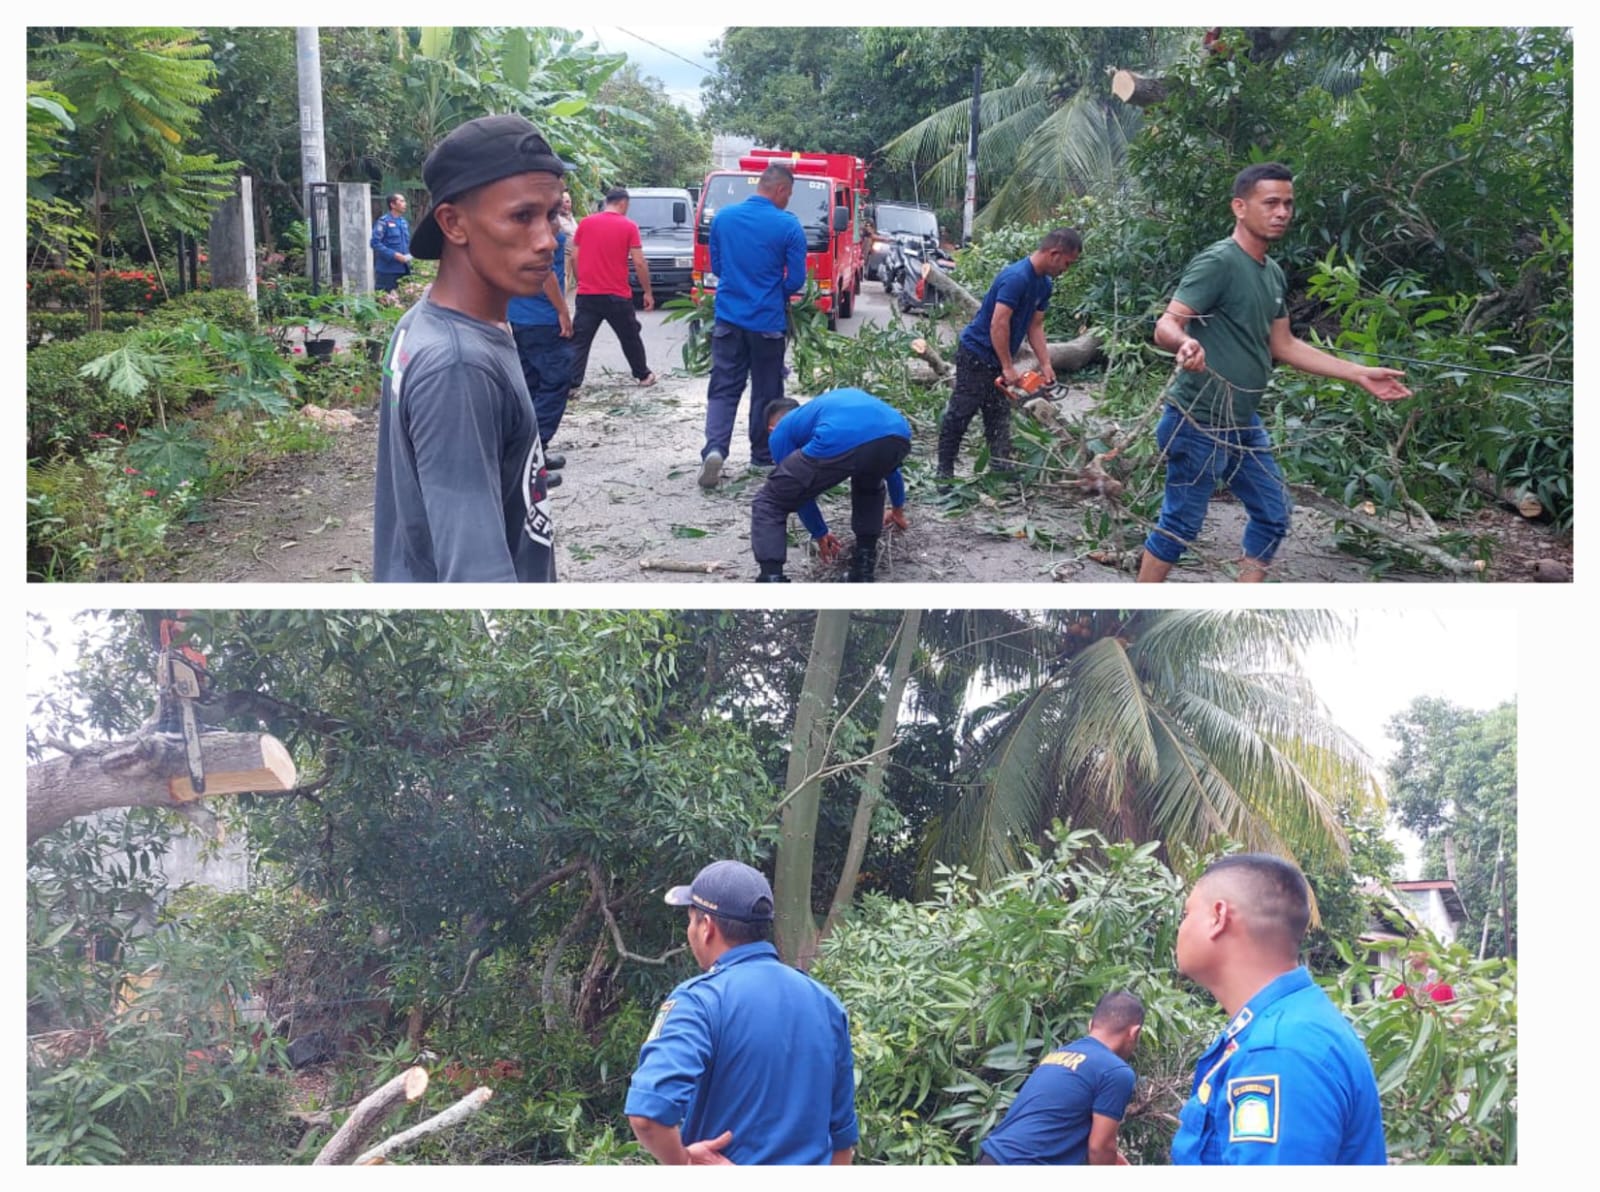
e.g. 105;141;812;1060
296;27;333;286
962;62;981;245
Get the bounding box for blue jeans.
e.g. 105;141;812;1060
512;324;575;447
1143;406;1291;565
703;320;787;465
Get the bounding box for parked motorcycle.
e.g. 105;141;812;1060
883;231;956;314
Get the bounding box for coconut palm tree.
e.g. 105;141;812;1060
880;27;1193;229
922;609;1377;886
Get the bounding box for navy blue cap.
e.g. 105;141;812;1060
665;860;775;923
410;114;569;260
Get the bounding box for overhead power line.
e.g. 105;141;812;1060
614;26;717;77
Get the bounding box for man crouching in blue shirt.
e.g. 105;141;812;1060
979;991;1143;1165
752;388;911;583
625;861;858;1165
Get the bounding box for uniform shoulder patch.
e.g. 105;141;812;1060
645;998;676;1043
1227;1074;1279;1143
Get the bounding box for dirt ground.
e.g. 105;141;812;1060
147;370;1572;586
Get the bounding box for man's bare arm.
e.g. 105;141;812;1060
1268;317;1412;400
1087;1113;1123;1165
1155;300;1206;371
630;246;655;310
989;304;1017;380
830;1147;855;1165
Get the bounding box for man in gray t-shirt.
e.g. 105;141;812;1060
373;113;568;582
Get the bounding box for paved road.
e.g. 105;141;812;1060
574;283;899;382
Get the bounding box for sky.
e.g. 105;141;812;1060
568;26;724;113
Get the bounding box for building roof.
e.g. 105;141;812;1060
1394;880;1469;924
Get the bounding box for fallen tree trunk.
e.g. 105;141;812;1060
910;337;950;377
1471;469;1544;519
908;333;1104;385
28;731;296;844
313;1066;430;1166
1289;484;1487;576
354;1087;494;1166
1111;69;1168;106
921;266;980;316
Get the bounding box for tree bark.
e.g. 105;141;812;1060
1111;70;1168;106
909;334;1103;382
774;611;851;970
354;1087;494;1166
1287;485;1487;576
909;337;950;377
28;731;296;844
821;610;921;944
313;1066;429;1165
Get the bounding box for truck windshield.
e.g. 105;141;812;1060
876;205;938;238
627;196;689;232
700;175;833;251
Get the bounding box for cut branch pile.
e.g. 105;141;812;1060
311;1065;495;1166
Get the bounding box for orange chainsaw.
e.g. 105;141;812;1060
995;370;1053;403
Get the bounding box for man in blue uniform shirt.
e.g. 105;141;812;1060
935;228;1080;478
508;225;573;471
626;860;858;1165
752;389;911;583
1171;854;1387;1165
698;163;808;488
371;193;412;292
978;990;1143;1165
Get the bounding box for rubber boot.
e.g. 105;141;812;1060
846;536;878;582
756;561;790;583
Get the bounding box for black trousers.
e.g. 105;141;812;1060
938;345;1012;467
569;294;650;386
750;435;910;566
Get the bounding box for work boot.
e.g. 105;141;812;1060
846;536;879;582
755;561;790;583
543;453;567;471
935;415;964;479
543;471;563;490
698;450;724;489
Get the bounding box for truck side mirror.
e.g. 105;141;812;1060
673;201;688;224
832;206;849;234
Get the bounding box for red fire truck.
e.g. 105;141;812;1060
692;149;868;331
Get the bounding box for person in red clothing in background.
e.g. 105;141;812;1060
1391;951;1456;1003
568;187;657;391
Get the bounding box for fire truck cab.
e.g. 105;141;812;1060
693;149;868;331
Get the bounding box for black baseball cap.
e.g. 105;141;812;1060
664;860;775;923
409;114;568;260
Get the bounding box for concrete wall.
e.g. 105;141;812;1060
208;174;258;309
339;182;374;296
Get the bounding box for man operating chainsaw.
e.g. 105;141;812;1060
935;227;1080;479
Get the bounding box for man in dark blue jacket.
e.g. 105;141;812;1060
979;991;1143;1165
370;193;412;292
508;225;573;469
936;228;1080;477
752;388;911;583
626;860;858;1165
699;163;808;488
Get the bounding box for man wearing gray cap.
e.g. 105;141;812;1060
625;860;859;1165
374;113;566;582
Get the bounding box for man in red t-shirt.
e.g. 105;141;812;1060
569;187;657;391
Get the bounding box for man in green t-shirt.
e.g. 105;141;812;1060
1138;163;1413;583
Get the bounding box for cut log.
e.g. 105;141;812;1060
28;731;297;844
354;1086;494;1166
1289;484;1486;576
920;266;980;316
1471;469;1544;519
638;558;724;574
1111;69;1168;106
1533;559;1571;582
313;1066;429;1166
1029;332;1105;375
909;336;950;377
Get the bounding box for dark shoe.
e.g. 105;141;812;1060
755;571;791;583
543;471;563;489
698;450;724;488
847;537;878;582
935;463;955;481
544;453;567;471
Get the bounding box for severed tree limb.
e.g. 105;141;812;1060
1289;484;1486;575
313;1066;429;1165
28;731;296;844
639;558;724;574
1111;69;1168;106
1015;332;1106;375
909;336;950;377
1471;469;1544;519
354;1087;494;1166
920;265;980;316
